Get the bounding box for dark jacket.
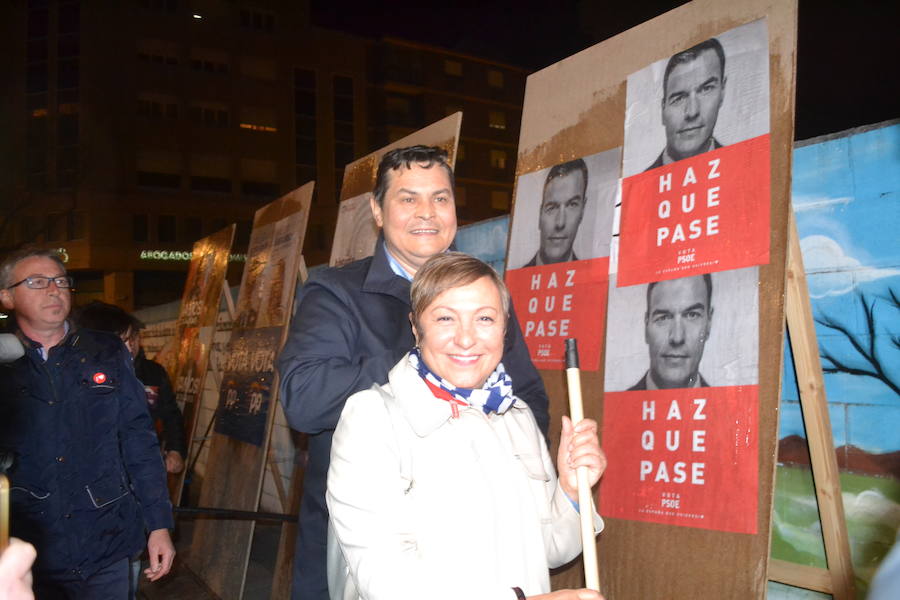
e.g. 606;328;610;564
0;328;173;580
276;239;550;599
521;251;580;268
645;138;723;171
134;350;186;457
628;371;710;391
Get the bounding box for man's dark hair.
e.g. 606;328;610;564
74;300;144;337
645;273;713;317
0;247;67;289
663;38;726;94
372;145;454;207
542;158;589;204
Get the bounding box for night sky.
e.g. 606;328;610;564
311;0;898;141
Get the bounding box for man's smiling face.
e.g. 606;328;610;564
370;163;457;277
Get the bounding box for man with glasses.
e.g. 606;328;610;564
0;247;175;598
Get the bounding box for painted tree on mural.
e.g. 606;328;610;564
816;287;900;397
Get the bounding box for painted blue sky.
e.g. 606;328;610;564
781;122;900;452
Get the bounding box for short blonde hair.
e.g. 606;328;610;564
410;252;510;332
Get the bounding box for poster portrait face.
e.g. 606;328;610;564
507;147;620;270
660;43;726;162
538;163;588;264
621;18;770;177
644;274;713;389
604;266;759;391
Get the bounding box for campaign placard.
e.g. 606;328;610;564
602;266;759;532
506;259;608;370
618;136;770;285
600;385;759;534
330;192;379;267
168;226;235;501
505;148;620;370
617;19;770;287
214;189;311;445
214;326;280;447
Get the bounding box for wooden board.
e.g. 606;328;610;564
185;185;313;599
508;1;798;597
167;225;236;505
269;115;462;599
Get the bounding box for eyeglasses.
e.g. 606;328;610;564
6;275;74;290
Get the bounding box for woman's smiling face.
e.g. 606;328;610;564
413;276;506;389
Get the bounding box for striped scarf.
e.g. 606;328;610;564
408;348;515;418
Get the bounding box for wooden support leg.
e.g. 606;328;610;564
772;212;856;599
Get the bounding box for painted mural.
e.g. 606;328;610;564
770;121;900;598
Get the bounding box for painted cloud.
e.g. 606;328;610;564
800;235;900;298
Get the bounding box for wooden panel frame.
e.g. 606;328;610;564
185;185;313;600
771;214;856;599
510;1;798;597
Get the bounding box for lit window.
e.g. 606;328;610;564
443;59;462;76
488;70;504;88
489;110;506;130
490;190;509;210
490;149;507;170
239;107;277;132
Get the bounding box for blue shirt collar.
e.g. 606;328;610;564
383;242;414;282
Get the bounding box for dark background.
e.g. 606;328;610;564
312;0;899;141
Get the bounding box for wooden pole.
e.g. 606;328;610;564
564;339;600;592
0;474;9;552
778;212;856;599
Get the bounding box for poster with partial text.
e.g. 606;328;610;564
511;1;796;597
505;148;620;370
601;266;760;533
214;186;312;446
617;19;770;287
168;226;235;501
330;192;378;267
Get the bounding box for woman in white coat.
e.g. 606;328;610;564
327;252;606;600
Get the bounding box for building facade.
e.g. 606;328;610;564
1;0;526;310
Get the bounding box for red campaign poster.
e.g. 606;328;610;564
599;385;759;534
617;134;770;287
505;257;608;371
